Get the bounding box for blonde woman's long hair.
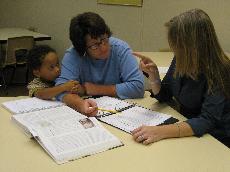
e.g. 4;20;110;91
165;9;230;98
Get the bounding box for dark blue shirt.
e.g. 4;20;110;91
154;58;230;141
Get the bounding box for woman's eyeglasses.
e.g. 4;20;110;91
86;37;109;51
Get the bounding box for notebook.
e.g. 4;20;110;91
89;96;179;133
2;98;123;164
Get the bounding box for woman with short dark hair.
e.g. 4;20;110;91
56;12;144;116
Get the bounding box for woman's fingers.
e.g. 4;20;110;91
132;126;162;145
131;126;144;134
143;138;153;145
133;52;147;60
133;52;153;62
140;61;158;74
136;134;146;142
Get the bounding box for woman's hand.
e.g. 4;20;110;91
79;99;98;117
133;52;158;76
133;52;161;94
131;123;194;145
131;125;167;145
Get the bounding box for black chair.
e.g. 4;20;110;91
0;56;8;95
4;36;34;85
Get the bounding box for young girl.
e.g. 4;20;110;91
27;45;81;99
132;9;230;147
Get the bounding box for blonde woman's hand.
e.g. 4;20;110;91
133;52;158;76
131;125;166;145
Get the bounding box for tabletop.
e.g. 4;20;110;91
0;92;230;172
0;27;51;43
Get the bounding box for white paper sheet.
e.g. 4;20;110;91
100;106;171;133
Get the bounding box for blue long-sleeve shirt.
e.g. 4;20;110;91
154;57;230;141
56;37;144;100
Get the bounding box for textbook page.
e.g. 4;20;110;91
2;97;64;114
12;106;123;164
100;106;171;133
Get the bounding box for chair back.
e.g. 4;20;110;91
5;36;34;66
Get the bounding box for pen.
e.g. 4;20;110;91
97;108;117;113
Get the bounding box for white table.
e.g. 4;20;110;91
0;27;51;43
1;52;230;172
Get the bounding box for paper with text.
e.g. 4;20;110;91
100;106;171;133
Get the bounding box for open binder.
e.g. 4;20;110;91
89;96;179;133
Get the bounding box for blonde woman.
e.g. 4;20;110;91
132;9;230;147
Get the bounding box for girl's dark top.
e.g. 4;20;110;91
153;57;230;144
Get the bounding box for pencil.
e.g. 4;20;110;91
97;108;117;113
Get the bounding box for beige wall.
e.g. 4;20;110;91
0;0;229;57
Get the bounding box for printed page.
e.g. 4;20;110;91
89;96;133;117
100;106;171;133
12;106;122;164
2;97;64;114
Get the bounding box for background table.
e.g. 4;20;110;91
0;27;51;85
0;27;51;43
